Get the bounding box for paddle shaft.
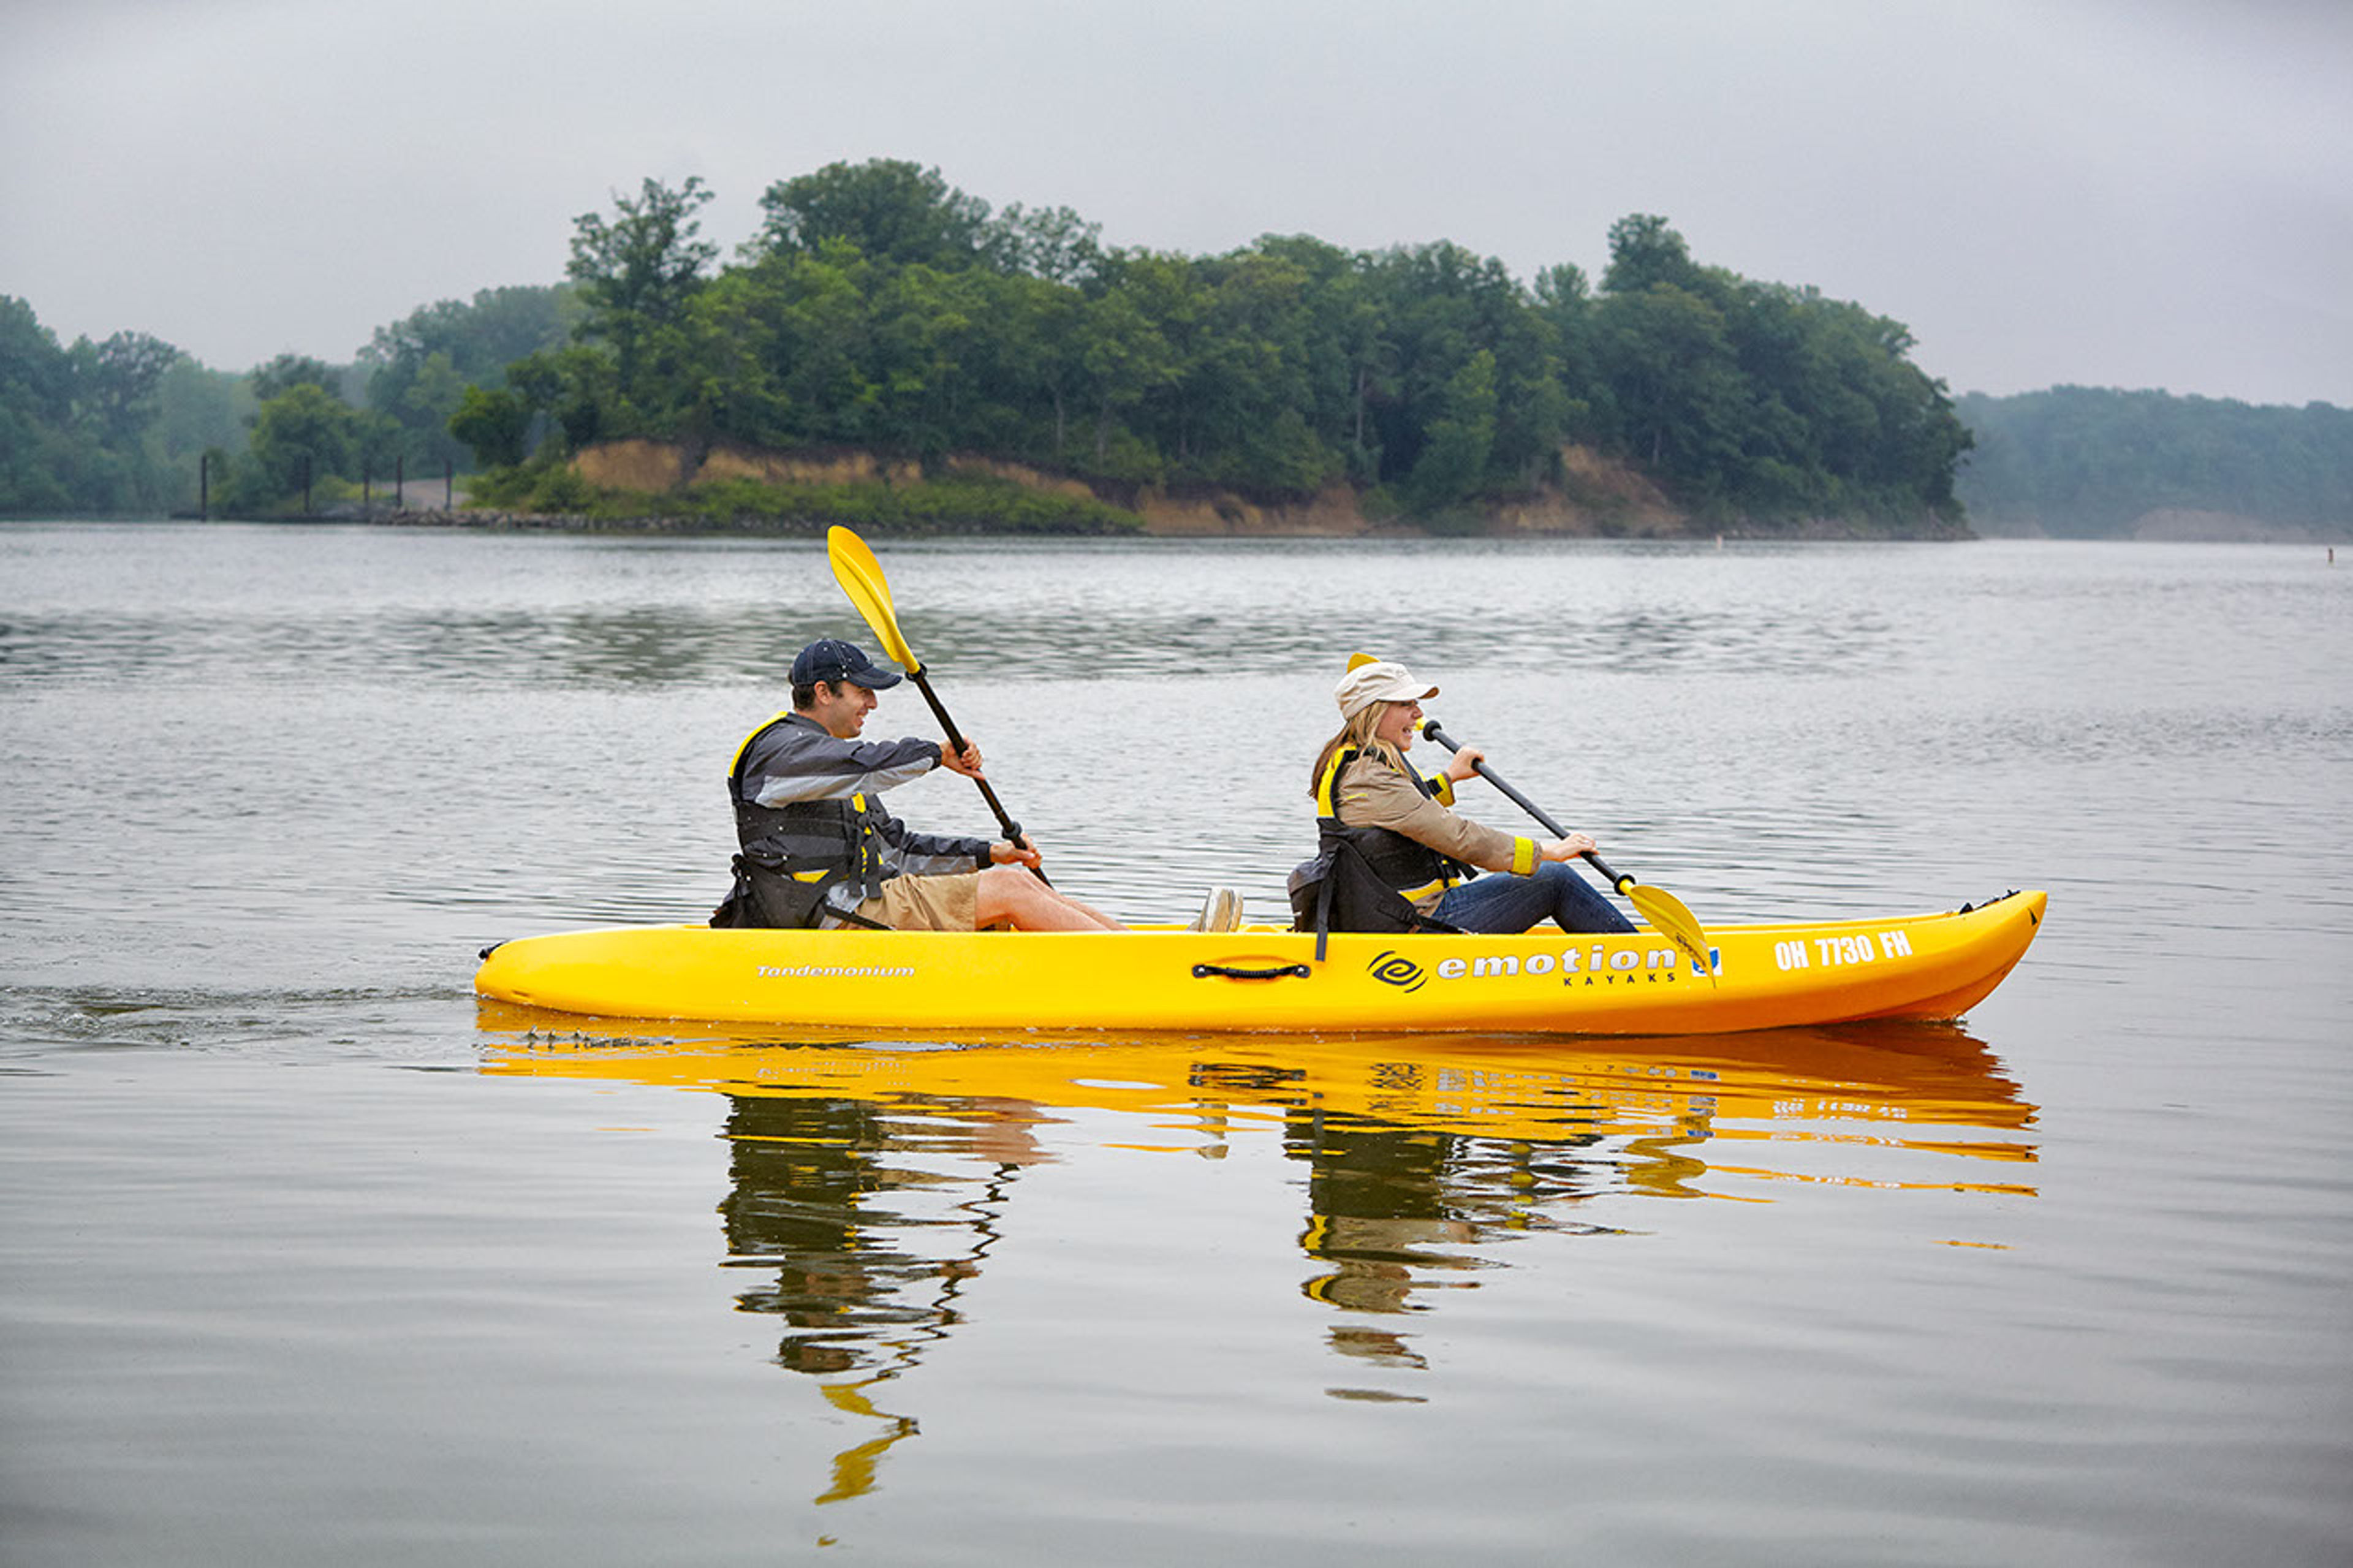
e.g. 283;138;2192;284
1415;714;1715;982
906;666;1048;883
825;526;1047;883
1419;720;1632;893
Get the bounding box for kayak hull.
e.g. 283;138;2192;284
472;890;2045;1037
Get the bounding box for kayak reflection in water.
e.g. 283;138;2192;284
1296;659;1634;938
711;638;1124;933
719;1090;1045;1505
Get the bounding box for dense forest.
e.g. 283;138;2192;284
455;163;1974;531
1956;387;2353;538
2;161;1976;532
1;295;237;514
0;287;574;517
6;159;2345;537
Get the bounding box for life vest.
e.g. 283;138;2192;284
711;713;896;930
1289;746;1470;958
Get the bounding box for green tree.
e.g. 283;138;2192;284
567;176;718;415
1075;268;1178;478
442;166;1987;534
241;383;358;508
1244;235;1393;482
396;350;471;469
362;284;574;468
0;294;74;419
1;300;187;513
1;297;85;512
972;267;1088;463
503;344;622;453
1955;387;2346;536
1406;349;1498;512
1593;282;1750;490
708;242;883;449
1152;246;1342;493
74;331;183;444
982;202;1105;285
449;384;532;469
1603;213;1708;297
154;358;250;463
1534;262;1605;443
251;353;343;401
752;159;990;270
1352;242;1561;495
864;262;991;458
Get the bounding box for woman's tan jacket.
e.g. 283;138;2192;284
1332;748;1539;911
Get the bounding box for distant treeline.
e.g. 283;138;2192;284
4;163;1977;530
1;296;239;514
12;159;2344;537
0;287;575;517
452;162;1972;530
1956;387;2353;537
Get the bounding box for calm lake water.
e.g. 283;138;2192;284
2;521;2347;1566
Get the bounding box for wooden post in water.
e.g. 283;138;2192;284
396;455;404;508
199;452;209;521
363;465;371;507
445;458;453;509
301;455;312;516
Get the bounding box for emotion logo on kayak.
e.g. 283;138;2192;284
1366;951;1427;992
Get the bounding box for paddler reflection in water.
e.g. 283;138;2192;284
1295;659;1634;937
713;638;1124;932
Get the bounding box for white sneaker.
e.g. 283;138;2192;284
1189;887;1245;933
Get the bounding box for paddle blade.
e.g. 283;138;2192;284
825;526;917;670
1626;881;1716;984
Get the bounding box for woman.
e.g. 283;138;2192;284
1303;659;1633;936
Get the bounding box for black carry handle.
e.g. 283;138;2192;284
908;667;1048;885
1192;962;1313;981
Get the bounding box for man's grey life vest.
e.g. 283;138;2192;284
715;715;898;929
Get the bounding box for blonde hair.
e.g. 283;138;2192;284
1308;703;1407;798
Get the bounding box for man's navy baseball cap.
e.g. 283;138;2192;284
792;638;903;689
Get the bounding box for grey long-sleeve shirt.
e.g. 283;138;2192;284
734;711;995;909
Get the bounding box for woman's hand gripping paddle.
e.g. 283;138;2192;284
826;526;1048;882
1416;717;1714;981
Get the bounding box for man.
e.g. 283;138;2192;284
714;638;1123;933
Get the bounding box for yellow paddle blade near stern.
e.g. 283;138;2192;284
1624;881;1716;984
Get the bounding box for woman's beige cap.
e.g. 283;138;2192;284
1335;659;1439;719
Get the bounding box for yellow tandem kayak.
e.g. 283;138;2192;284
472;889;2045;1037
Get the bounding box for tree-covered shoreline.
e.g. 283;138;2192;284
450;164;1972;536
1957;387;2353;539
7;159;2344;539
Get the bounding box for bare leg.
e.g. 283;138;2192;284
975;865;1126;931
1047;890;1125;930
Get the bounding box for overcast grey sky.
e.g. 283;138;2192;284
5;0;2347;404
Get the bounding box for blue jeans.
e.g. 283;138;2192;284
1431;862;1635;935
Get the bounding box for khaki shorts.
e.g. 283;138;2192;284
854;871;981;932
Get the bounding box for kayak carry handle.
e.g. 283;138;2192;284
1192;962;1312;981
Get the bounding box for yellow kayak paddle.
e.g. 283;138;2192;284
825;526;1045;880
1344;650;1712;977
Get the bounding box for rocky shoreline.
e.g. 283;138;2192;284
358;506;1974;542
376;507;832;535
